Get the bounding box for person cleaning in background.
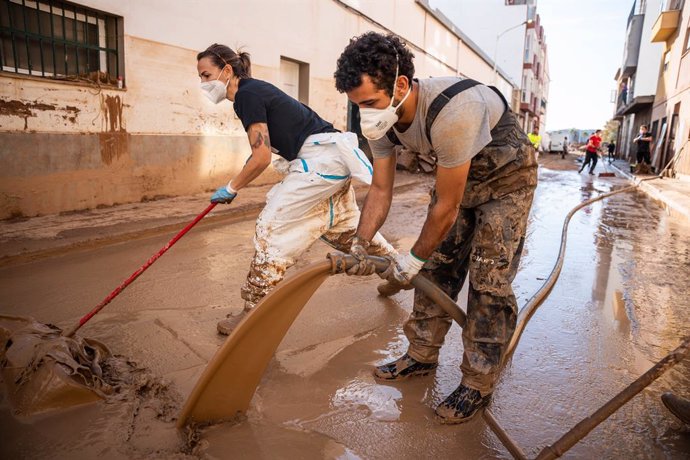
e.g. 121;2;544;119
632;125;653;173
334;32;537;424
528;125;542;152
579;129;602;175
197;43;394;335
607;140;615;163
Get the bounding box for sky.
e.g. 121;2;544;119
430;0;632;132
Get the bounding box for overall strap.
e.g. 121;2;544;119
487;85;510;112
386;128;402;146
425;79;512;144
425;79;481;144
386;78;510;146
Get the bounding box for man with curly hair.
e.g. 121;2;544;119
335;32;538;423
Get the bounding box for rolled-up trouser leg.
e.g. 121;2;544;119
460;187;534;394
404;206;476;364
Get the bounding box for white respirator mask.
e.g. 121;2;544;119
358;64;411;141
200;68;230;104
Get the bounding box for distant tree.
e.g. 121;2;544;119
602;119;620;143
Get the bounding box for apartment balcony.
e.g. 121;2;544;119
651;0;682;42
621;14;644;78
520;101;539;116
615;95;654;119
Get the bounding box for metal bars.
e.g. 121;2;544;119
0;0;121;84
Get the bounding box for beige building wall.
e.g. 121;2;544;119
650;0;690;176
0;0;514;219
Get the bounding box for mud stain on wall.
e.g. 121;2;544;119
99;95;129;165
0;99;79;130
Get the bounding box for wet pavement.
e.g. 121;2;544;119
1;153;689;458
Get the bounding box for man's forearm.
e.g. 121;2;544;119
356;187;392;242
411;202;459;260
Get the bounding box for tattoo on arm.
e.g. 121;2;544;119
250;125;271;150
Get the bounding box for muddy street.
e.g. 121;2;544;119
1;154;689;459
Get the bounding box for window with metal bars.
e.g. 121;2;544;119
0;0;123;86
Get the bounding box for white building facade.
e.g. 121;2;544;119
0;0;515;219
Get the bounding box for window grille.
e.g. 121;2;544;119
0;0;123;86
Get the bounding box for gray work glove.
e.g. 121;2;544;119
346;236;378;276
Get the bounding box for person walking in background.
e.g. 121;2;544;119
578;129;602;175
528;126;542;152
607;141;616;163
562;136;568;159
633;125;653;173
196;43;394;335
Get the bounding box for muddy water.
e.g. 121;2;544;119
1;158;689;458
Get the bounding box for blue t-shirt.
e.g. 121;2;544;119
233;78;336;161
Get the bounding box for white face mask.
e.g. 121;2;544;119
359;66;411;141
200;68;229;104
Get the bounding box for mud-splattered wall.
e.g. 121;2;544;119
0;36;280;219
0;0;515;219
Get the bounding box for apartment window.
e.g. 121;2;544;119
684;21;690;53
0;0;123;85
524;35;531;63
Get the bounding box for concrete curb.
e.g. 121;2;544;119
609;162;690;222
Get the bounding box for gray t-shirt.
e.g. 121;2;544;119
369;77;506;168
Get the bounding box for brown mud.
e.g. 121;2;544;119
2;321;189;459
1;158;689;458
1;315;112;416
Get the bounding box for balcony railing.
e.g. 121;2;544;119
651;1;681;42
661;0;682;11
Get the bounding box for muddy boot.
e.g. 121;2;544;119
373;353;437;380
435;384;492;424
216;313;246;335
661;392;690;425
217;302;254;336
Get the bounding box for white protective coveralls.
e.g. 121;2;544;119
240;131;395;308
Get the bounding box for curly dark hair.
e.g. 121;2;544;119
334;32;415;96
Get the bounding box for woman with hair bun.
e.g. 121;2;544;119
196;43;394;335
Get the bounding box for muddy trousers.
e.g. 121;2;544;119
404;186;535;395
240;133;395;309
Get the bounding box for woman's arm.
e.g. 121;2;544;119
230;122;273;190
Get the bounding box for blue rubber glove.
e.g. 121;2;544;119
210;186;237;204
